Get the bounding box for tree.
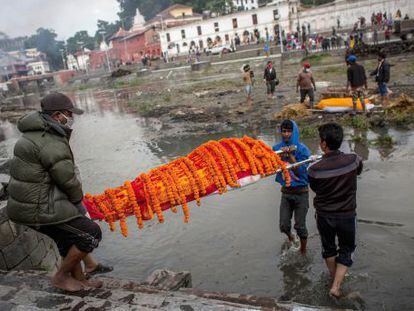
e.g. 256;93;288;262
94;19;121;46
66;31;95;55
116;0;172;26
206;0;230;16
24;28;64;70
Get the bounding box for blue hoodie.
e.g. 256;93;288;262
272;120;311;188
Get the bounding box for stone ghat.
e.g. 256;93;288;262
0;269;351;311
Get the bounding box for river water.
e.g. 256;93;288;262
1;90;413;310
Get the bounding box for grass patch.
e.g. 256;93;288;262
163;94;172;102
350;134;368;143
384;109;414;126
300;125;319;138
301;53;330;65
343;115;369;130
370;134;395;148
112;77;143;89
322;66;346;75
127;100;154;114
77;84;89;91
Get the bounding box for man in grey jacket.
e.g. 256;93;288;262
7;93;103;292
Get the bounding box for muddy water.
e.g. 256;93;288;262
0;91;413;310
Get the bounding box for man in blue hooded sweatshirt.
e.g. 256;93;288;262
273;120;311;254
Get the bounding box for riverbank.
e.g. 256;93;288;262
110;51;414;140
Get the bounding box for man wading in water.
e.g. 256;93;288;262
273;120;311;254
308;123;363;298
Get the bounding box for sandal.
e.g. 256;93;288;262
85;263;113;278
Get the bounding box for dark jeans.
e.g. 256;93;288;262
316;214;356;267
279;192;309;239
266;80;276;94
300;89;314;107
35;216;102;257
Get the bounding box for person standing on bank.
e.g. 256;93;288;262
296;63;316;108
308;123;363;298
263;60;278;99
6;92;107;292
242;64;254;107
346;55;367;115
370;52;391;107
273;120;311;254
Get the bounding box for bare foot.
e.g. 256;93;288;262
80;278;103;288
51;273;85;292
329;286;341;299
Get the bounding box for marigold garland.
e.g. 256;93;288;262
220;139;247;171
179;160;201;206
210;141;240;187
124;181;143;229
231;138;258;175
182;157;207;196
83;137;291;237
159;167;179;214
205;142;234;188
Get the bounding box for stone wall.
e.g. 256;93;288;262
0;203;60;273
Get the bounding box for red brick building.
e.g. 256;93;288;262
92;5;203;68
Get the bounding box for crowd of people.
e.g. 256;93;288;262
282;8;409;54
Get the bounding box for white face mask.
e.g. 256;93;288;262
60;112;74;128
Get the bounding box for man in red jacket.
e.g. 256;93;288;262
308;123;363;298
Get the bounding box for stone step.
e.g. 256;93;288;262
0;270;350;310
0;270;265;310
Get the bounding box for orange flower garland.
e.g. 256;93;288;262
142;173;163;223
124;181;143;229
231;138;258;175
179;160;201;206
220;139;247;171
83;137;292;237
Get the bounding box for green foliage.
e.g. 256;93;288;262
301;53;330;65
66;31;95;55
94;20;121;45
163;94;172;102
24;28;64;70
350;134;367;143
299;125;318;138
343;115;369;130
300;0;334;6
371;134;394;148
117;0;171;28
116;0;234;25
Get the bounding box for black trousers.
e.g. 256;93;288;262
34;216;102;257
279;192;309;239
316;214;356;267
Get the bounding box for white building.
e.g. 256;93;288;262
298;0;414;33
160;0;299;56
27;61;50;74
67;54;79;71
76;51;90;71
